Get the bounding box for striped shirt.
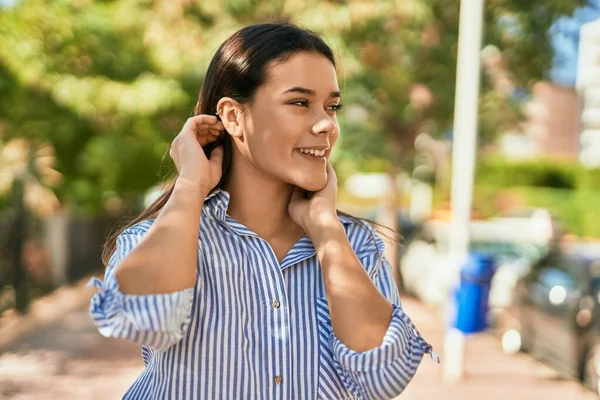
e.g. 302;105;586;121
89;189;437;400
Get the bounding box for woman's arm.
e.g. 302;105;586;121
114;114;224;296
115;178;206;295
89;216;198;352
289;163;435;399
312;219;393;352
289;162;394;351
88;115;224;351
314;222;436;400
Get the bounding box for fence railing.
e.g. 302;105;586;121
0;209;132;315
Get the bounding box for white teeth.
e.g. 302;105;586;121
299;148;326;157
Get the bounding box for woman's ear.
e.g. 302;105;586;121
216;97;244;138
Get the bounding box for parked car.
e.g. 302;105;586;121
399;216;548;312
503;249;600;396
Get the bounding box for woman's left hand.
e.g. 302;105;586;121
288;162;341;238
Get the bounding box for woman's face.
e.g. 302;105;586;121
235;51;341;192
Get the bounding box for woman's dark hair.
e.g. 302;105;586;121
102;22;397;266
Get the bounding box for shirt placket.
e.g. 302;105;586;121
270;292;290;399
256;240;291;400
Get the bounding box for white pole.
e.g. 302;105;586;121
443;0;485;384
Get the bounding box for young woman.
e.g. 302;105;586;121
89;22;437;400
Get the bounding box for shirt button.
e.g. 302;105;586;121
272;300;280;309
274;376;283;384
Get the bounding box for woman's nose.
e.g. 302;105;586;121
311;115;336;136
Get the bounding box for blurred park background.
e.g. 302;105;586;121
2;0;600;399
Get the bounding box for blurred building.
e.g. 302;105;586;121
577;18;600;167
519;82;581;160
502;13;600;164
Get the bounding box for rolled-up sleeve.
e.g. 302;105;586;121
330;222;438;400
88;224;195;352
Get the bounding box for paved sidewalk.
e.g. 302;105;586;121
0;278;94;352
398;297;596;400
0;281;596;399
0;283;143;399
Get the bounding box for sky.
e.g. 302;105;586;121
550;0;600;87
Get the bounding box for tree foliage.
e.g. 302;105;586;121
0;0;581;214
332;0;583;171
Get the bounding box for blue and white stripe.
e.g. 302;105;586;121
89;189;436;400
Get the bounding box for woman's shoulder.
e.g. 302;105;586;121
120;219;156;236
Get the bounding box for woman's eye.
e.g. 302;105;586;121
327;104;344;112
289;101;343;112
291;100;309;107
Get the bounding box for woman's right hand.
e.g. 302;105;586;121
169;114;225;196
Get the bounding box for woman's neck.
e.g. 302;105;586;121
223;160;304;241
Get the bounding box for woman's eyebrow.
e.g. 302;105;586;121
282;87;341;98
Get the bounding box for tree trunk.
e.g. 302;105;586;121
11;177;29;313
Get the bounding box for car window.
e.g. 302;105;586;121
537;267;576;290
533;251;587;288
531;246;561;271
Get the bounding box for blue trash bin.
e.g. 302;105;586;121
452;252;496;334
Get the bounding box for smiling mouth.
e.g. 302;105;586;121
297;148;327;157
296;148;327;161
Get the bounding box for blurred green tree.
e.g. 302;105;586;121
0;0;581;217
1;0;235;213
327;0;583;173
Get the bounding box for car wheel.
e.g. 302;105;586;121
584;345;600;396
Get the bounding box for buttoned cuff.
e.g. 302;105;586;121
88;275;194;348
330;304;439;373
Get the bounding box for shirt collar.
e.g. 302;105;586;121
204;187;356;227
203;188;358;269
204;188;230;223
